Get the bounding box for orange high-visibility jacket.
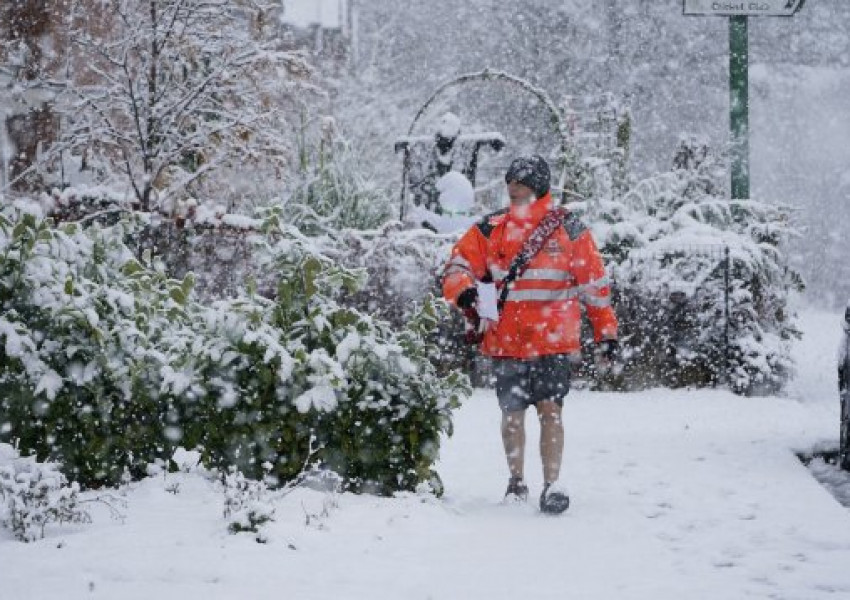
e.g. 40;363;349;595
442;193;618;359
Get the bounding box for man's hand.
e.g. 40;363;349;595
457;287;484;344
598;339;619;361
457;287;480;324
596;339;620;372
456;287;478;311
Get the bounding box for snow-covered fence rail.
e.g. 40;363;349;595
135;219;267;301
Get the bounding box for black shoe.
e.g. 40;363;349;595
504;476;529;503
540;482;570;514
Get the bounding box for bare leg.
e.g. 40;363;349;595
501;409;526;480
537;401;564;484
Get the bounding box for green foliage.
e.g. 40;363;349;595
0;208;469;493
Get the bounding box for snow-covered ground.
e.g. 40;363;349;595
787;308;846;407
2;308;849;600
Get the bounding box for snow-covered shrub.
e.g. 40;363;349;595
222;467;275;541
170;215;469;494
285;121;394;233
334;224;479;383
0;208;179;485
0;444;90;542
335;224;455;325
0;206;469;493
583;137;803;394
126;201;469;378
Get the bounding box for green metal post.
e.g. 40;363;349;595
729;15;749;200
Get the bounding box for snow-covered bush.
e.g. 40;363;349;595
0;444;90;542
285;120;394;233
0;208;174;485
584;137;803;394
170;213;468;493
0;206;469;493
335;224;454;324
222;467;275;541
329;223;477;382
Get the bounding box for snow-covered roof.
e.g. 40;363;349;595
282;0;346;29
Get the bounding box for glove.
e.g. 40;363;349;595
456;287;478;311
456;288;483;345
597;339;620;362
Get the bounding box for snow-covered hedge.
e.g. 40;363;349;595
584;138;803;394
0;207;469;493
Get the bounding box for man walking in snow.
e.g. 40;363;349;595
442;155;619;513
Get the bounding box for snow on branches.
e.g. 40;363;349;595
53;0;315;209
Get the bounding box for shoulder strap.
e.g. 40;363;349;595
497;208;567;313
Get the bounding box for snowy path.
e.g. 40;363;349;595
2;311;850;599
437;389;850;599
3;389;848;600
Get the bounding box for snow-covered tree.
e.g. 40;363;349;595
51;0;313;210
0;0;65;192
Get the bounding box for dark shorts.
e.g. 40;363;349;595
493;354;573;413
